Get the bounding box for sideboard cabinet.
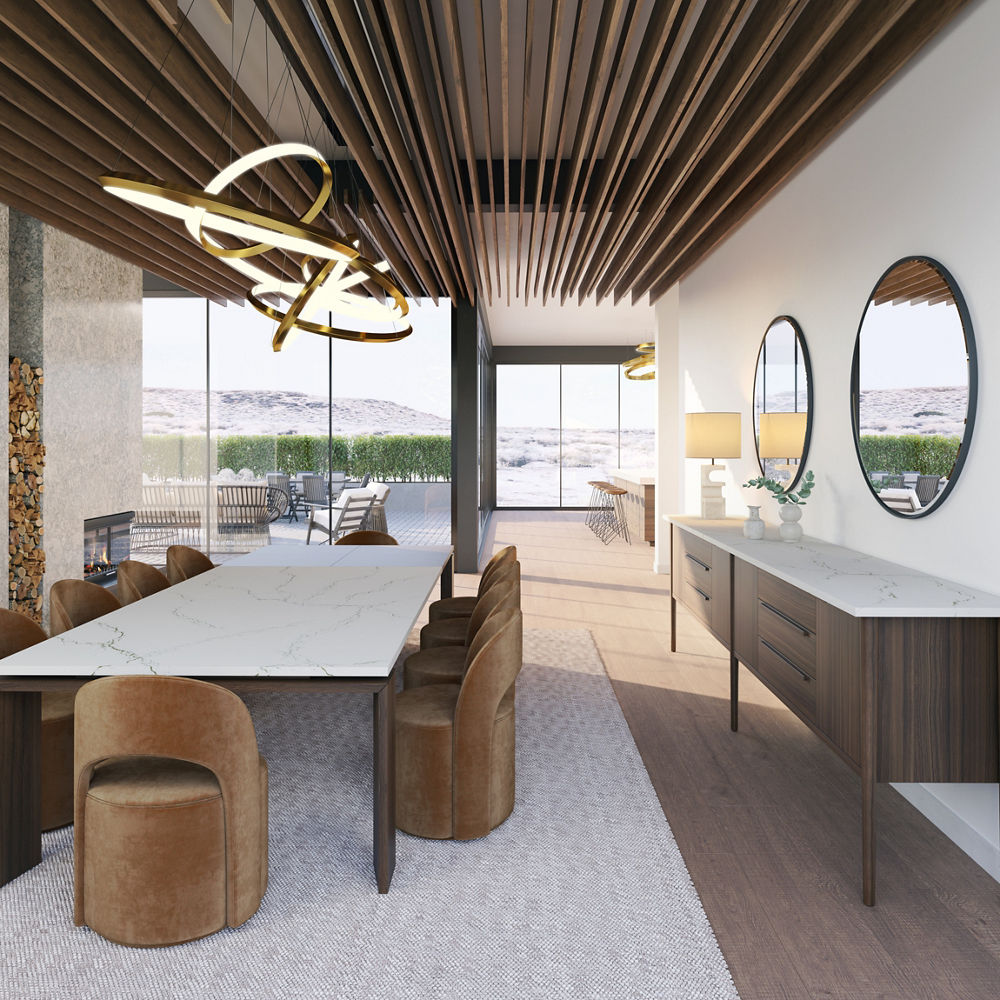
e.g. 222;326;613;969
669;517;999;905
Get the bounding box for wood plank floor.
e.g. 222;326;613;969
468;511;1000;1000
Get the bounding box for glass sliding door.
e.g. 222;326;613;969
619;364;656;470
496;365;560;506
560;365;619;506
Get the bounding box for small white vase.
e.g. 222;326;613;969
778;503;803;542
743;505;764;540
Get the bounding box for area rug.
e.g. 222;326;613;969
0;630;739;999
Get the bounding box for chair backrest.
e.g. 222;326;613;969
476;545;518;597
165;545;214;586
465;564;520;643
915;475;941;504
301;474;327;505
452;608;524;839
264;485;289;523
334;530;398;545
50;580;122;636
266;472;291;493
73;675;264;927
368;481;390;504
335;492;375;536
0;607;48;656
116;560;171;606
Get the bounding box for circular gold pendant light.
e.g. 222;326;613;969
622;342;656;380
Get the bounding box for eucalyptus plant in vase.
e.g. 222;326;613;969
742;470;815;542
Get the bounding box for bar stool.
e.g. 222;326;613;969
585;481;611;531
593;484;631;545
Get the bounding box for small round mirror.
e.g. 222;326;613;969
753;316;812;489
851;256;977;517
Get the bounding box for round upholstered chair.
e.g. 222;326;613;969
49;579;121;637
0;608;74;830
396;607;523;840
116;560;170;605
427;545;516;623
419;561;520;650
74;675;268;947
165;545;214;585
405;577;519;690
334;530;398;545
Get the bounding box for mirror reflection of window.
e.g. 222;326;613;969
753;317;811;486
852;258;975;517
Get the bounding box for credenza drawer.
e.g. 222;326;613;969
682;577;713;630
756;635;816;721
758;571;816;634
677;530;714;578
758;599;816;677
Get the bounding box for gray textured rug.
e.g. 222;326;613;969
0;630;738;999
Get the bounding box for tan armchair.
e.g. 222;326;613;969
74;675;268;947
0;608;74;830
419;561;520;650
116;560;170;605
396;607;523;840
166;545;214;585
427;545;516;623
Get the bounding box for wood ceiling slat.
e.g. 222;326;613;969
582;0;767;302
557;0;692;302
621;0;871;300
344;195;424;303
515;0;536;299
318;0;460;302
644;0;971;300
524;0;568;301
473;0;502;293
439;0;493;303
873;262;951;305
500;0;511;306
532;0;591;298
256;0;441;298
358;2;474;300
541;0;628;303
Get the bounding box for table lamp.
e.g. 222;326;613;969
685;412;741;518
758;411;807;483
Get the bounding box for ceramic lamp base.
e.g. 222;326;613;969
700;464;726;519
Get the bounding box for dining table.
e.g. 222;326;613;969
0;542;455;894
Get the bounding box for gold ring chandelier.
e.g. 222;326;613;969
101;143;411;352
622;343;656;380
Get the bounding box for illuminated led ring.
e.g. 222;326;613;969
623;342;656;380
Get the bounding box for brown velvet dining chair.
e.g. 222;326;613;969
50;579;122;637
116;559;170;605
396;607;523;841
0;608;75;831
427;545;517;623
334;530;398;545
165;544;214;585
419;561;520;650
74;675;268;947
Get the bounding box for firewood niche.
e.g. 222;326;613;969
9;358;44;623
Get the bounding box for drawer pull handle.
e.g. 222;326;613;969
760;600;811;637
760;638;811;681
685;553;710;572
692;586;710;602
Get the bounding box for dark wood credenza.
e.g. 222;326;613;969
669;517;999;905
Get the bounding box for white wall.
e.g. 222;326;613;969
662;2;1000;879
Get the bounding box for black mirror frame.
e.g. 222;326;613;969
752;315;814;492
850;255;978;520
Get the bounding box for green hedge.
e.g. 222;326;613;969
144;433;450;481
858;434;961;478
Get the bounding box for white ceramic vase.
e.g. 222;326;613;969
778;503;803;542
743;505;765;540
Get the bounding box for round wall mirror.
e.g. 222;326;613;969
851;256;977;518
753;316;812;489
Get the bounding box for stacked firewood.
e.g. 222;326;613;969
9;357;44;623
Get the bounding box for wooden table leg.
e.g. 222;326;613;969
730;653;739;732
373;674;396;893
440;555;454;599
0;692;41;887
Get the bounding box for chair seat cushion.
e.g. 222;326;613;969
427;595;477;623
419;616;469;650
42;691;75;722
88;757;221;808
403;646;467;689
395;683;461;730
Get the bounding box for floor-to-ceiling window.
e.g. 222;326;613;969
496;360;655;508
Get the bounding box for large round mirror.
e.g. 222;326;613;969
753;316;812;489
851;256;977;518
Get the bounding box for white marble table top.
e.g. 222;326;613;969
232;543;453;568
0;557;449;679
668;516;1000;618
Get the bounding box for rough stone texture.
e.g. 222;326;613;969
9;359;44;622
41;224;142;607
0;204;9;593
7;209;44;367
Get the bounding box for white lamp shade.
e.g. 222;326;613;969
758;411;807;459
685;412;741;459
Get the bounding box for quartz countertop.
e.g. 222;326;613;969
668;516;1000;618
610;469;655;487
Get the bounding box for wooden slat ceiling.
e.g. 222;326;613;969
0;0;973;309
872;259;955;307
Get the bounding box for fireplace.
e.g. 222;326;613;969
84;511;134;585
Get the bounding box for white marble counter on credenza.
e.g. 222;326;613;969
668;515;1000;618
